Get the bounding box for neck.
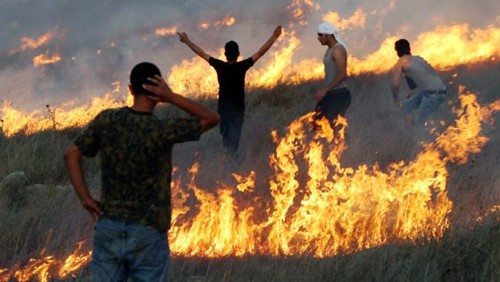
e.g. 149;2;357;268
327;37;338;48
130;95;156;113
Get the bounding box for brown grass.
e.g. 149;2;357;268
0;62;499;281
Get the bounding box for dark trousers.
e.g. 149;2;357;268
219;111;244;154
314;87;351;128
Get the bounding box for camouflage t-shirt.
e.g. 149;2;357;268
74;107;201;232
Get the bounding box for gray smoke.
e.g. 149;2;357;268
0;0;498;111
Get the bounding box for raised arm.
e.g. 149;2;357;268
251;25;282;63
177;32;211;62
144;75;220;132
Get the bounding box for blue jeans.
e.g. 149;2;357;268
92;217;169;282
402;89;446;126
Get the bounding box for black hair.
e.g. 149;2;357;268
224;40;239;62
395;39;411;57
129;62;162;96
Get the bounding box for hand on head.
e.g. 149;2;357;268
143;75;175;103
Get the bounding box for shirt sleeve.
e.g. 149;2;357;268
241;57;254;71
74;112;105;157
162;117;202;144
209;57;224;69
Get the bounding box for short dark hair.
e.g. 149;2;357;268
395;39;411;57
224;41;239;62
130;62;162;96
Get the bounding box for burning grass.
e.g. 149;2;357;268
0;63;499;281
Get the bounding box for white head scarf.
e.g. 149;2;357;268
318;22;348;51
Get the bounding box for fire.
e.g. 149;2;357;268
349;24;500;75
1;5;499;278
167;87;496;258
57;241;92;279
0;241;91;282
8;31;58;55
165;23;500;97
1;85;498;278
287;0;320;26
232;171;256;193
0;83;127;137
414;24;500;70
32;51;62;67
155;26;178;36
323;8;367;30
167;28;322;97
200;16;236;29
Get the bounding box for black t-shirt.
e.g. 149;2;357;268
209;57;254;113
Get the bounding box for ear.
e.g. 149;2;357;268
128;84;135;96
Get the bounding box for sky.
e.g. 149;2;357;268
0;0;498;111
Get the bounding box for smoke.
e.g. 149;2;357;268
0;0;498;111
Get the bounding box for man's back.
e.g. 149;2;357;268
404;56;445;90
74;106;201;231
209;57;254;112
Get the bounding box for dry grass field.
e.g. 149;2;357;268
0;62;498;281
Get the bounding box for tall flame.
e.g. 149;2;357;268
1;85;498;279
349;24;500;75
2;23;498;137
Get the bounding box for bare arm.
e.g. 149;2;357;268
314;45;348;101
251;25;282;63
177;32;211;62
64;145;102;221
391;59;404;103
144;75;220;132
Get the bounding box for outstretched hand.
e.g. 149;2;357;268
273;25;282;38
177;32;189;43
143;75;176;103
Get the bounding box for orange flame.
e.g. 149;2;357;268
33;51;62;67
200;16;236;29
349;24;500;75
287;0;320;26
0;241;91;282
0;83;127;137
155;26;178;36
232;171;256;193
8;31;58;55
323;8;367;30
1;87;499;278
58;241;92;279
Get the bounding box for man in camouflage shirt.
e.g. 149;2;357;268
64;62;219;281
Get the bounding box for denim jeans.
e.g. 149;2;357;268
402;89;446;126
92;217;169;282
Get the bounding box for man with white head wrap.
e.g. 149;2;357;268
313;22;352;129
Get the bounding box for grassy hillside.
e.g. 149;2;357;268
0;62;498;281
